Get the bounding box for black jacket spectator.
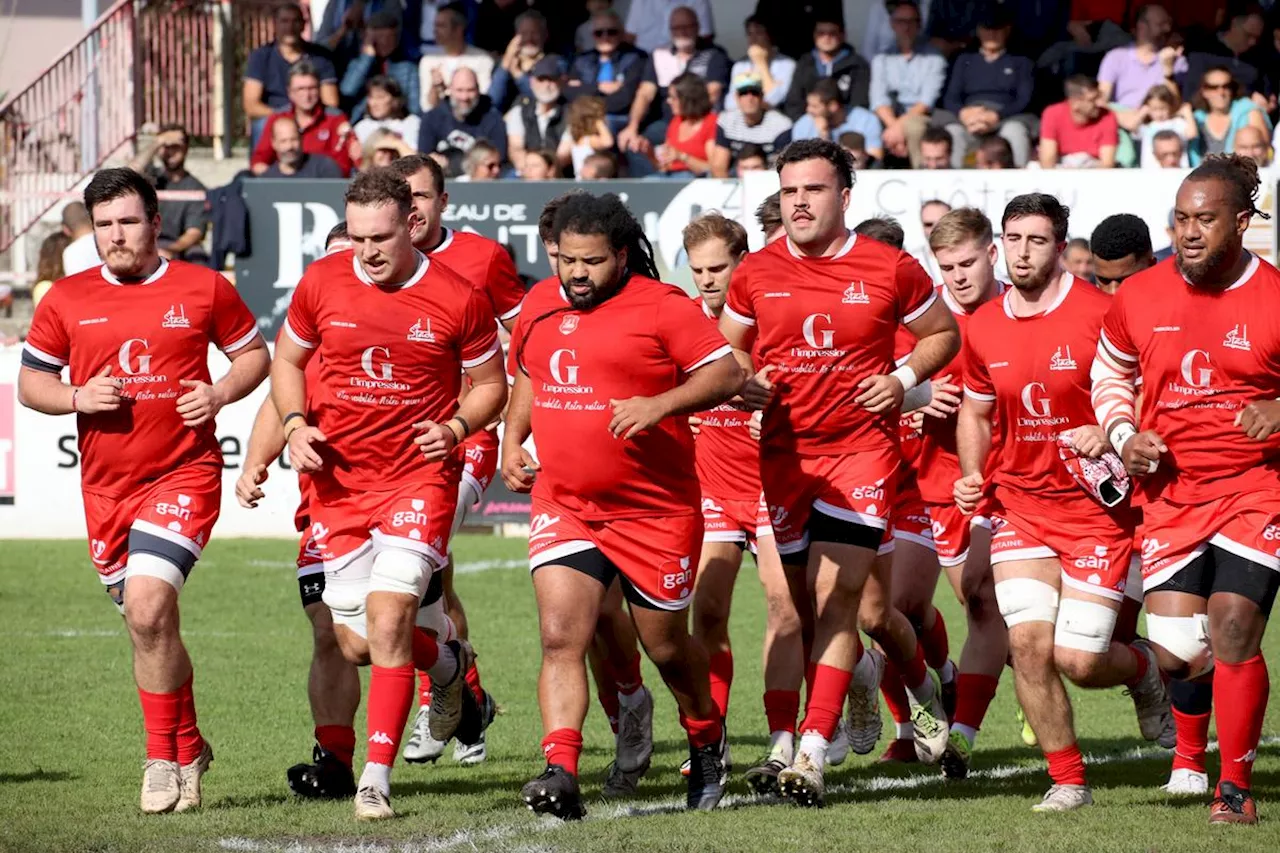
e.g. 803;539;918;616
783;42;871;120
568;43;649;120
752;0;844;61
510;96;567;153
418;94;509;160
942;50;1034;118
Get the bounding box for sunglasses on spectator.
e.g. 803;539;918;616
1202;82;1232;91
738;87;764;97
891;16;920;25
594;27;620;37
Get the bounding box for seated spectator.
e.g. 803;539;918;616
1096;4;1184;111
919;125;951;168
1039;75;1119;168
923;0;985;59
127;123;208;263
709;72;793;177
837;130;872;169
418;67;508;161
1190;66;1270;164
420;6;495;111
339;10;421;122
619;6;731;154
626;0;715;54
459;140;503;180
734;142;769;174
1150;128;1187;166
490;10;557;111
1183;9;1265;101
60;202;98;274
863;0;933;59
261;117;345;177
937;10;1036;168
792;78;883;159
580;150;620;178
318;0;422;67
508;56;570;174
575;0;613;54
33;231;70;308
559;95;615;177
353;76;422;147
753;0;844;65
243;3;339;148
475;0;552;54
252;61;354;175
1233;124;1271;166
725;16;796;112
784;17;871;120
1062;237;1094;282
976;133;1014;168
870;1;946;167
418;1;479;55
362;127;416;168
522;149;559;179
653;72;718;177
567;10;649;132
1136;86;1195;168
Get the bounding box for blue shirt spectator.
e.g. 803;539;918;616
567;12;649;125
339;10;421;120
243;4;338;117
317;0;423;66
418;68;509;161
792;79;883;156
941;44;1034;119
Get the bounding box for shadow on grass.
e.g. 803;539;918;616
0;769;77;784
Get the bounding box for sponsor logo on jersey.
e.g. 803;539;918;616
842;281;870;305
161;304;190;329
116;338;167;384
545;349;594;393
353;345;410;391
79;317;108;326
407;318;436;343
529;512;560;542
763;291;791;298
559;314;579;335
793;313;847;357
1174;349;1214;393
1223;323;1252;352
330;320;357;328
1049;345;1077;371
1153;325;1180;333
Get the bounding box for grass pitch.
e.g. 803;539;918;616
1;535;1278;852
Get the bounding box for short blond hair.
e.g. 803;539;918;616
929;207;993;253
682;212;748;256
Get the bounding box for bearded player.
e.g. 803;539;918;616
501;193;743;819
271;170;507;819
720;139;961;806
19;168;269;813
1092;154;1280;824
955;193;1169;813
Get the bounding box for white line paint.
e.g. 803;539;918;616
454;558;525;574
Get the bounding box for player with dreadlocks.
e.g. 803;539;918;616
501;193;744;819
1093;154;1280;825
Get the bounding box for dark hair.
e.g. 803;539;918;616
1194;65;1240;112
538;190;587;243
325;221;349;248
776;138;855;190
978;134;1014;167
85;167;159;221
1064;74;1098;98
1001;193;1070;243
1090;213;1152;261
837;131;866;150
526;148;556;170
61;200;90;229
921;126;952;151
1186;152;1269;220
37;230;71;282
366;75;408;119
890;0;921;15
810;78;843;105
736;142;768;163
158;122;189;145
854;216;905;249
367;9;401;30
274;3;303;20
345;167;413;215
387;153;446;194
1067;237;1090;252
552;193;660;279
813;15;843;29
671;72;712;120
515;8;547;31
1151;128;1184;149
756;190;782;234
437;5;467;28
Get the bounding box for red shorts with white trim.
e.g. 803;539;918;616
309;481;459;572
1139;491;1280;592
889;476;933;553
701;492;772;546
760;448;899;556
926;502;973;568
461;429;499;501
82;465;221;586
988;501;1136;600
528;497;701;610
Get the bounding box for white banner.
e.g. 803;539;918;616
0;348;302;541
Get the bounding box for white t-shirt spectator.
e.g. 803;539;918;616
353;115;422;145
1139;118;1191;168
418;47;495;112
62;232;100;275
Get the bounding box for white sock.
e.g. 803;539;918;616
619;687;647;709
359;761;391;796
938;660;957;684
768;730;795;761
428;644;459;684
798;732;828;766
895;721;913;740
852;651;879;688
951;723;978;746
908;673;935;705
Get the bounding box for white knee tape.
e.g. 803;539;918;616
125;553;187;591
995;577;1059;627
1054;599;1118;654
369;547;431;598
1146;613;1214;676
322;574;369;632
415;594;458;642
1123;557;1143;603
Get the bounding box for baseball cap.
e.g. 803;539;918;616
531;55;564;79
733;72;764;93
977;8;1013;29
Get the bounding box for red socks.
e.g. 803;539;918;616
366;664;415;766
1215;654;1269;792
920;610;950;670
708;651;734;719
175;673;205;765
138;686;182;761
799;663;853;739
879;654;912;725
679;711;724;748
543;728;584;776
1171;708;1210;774
412;628;440;672
615;653;643;695
316;724;356;767
901;643;928;690
763;689;800;735
417;670;433;707
1044;743;1087;786
1123;643;1150;687
952;674;999;732
465;662;484;705
596;666;621;734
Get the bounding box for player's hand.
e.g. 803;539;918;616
413;419;459;461
236;463;268;508
176;379;226;427
741;364;776;410
1236;400;1280;441
954;473;984;515
855;373;906;413
1068;424;1107;458
75;365;123;414
748;409;762;441
688;414;703;436
920;373;961;419
609;396;667;439
287;425;328;473
1121;430;1167;476
501;446;540;493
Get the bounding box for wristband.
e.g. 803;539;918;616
443;419;464;444
282;411;305;427
1108;422;1137;456
890;365;918;393
451;415;471;438
71;387;80;413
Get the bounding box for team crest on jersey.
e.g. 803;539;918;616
842;281;870;305
407;318;436;343
1049;345;1077;371
1223;324;1252;352
559;314;579;335
161;304;190;329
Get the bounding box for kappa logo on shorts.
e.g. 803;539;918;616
559;314;579;335
407;318;437;343
161;304;190;329
701;498;725;517
310;521;331;544
529;513;560;542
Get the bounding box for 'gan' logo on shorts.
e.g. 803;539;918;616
661;557;692;591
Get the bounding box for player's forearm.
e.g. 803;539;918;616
128;139;160;174
16;367;75;415
905;327;960;384
1090;339;1139;442
244;395;287;470
214;343;269;408
656;356;744;418
454;379;507;438
901;380;934;412
169;227;205;253
503;372;534;448
956;404;992;477
270;358;309;425
627;86;656;130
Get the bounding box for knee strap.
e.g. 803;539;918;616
1146;613;1214;677
1054;599;1118;654
995;577;1059;627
